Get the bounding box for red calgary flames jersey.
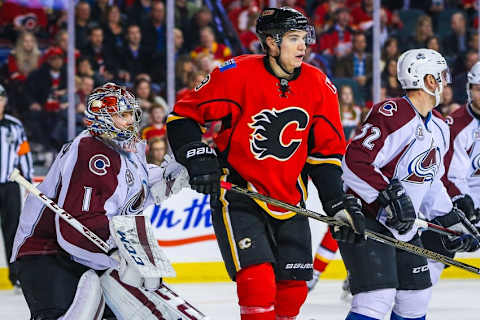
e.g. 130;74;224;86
169;55;346;219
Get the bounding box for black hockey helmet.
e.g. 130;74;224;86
255;7;315;51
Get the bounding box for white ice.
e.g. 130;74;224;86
1;279;479;319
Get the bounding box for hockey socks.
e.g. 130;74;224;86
275;280;307;319
346;312;380;320
237;263;276;320
390;312;426;320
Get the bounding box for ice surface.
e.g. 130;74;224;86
2;279;479;319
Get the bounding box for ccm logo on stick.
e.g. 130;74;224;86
186;147;216;159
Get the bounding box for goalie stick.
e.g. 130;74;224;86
220;181;480;275
9;168;110;253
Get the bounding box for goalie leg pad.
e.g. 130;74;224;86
392;288;431;319
101;268;207;320
58;270;105;320
237;263;276;320
275;280;307;318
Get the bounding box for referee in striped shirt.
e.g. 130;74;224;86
0;84;33;287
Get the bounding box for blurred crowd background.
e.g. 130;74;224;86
0;0;478;172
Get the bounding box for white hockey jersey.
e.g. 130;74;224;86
342;96;453;241
11;131;162;270
442;104;480;208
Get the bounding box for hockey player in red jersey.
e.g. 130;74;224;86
341;49;479;320
166;7;366;320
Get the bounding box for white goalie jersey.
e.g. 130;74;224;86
10;131;164;270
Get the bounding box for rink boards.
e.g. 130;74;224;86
0;181;479;289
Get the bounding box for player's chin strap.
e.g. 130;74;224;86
422;78;443;107
273;52;293;76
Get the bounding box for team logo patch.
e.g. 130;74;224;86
403;141;440;184
471;153;480;177
238;237;252;250
379;101;397;117
89;154;110;176
219;59;236;72
194;74;210;91
120;181;147;215
415;125;425;140
249;107;309;161
125;169;134;186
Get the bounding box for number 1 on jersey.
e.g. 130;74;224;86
82;186;93;212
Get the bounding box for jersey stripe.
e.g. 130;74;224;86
220;170;241;271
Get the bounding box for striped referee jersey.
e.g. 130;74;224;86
0;114;33;183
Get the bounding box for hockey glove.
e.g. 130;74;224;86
377;179;416;234
177;142;220;197
452;194;478;224
324;194;366;245
433;208;480;253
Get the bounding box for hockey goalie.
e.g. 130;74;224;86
9;83;205;320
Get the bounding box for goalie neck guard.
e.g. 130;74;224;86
85;82;142;152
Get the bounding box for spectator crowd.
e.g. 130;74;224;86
0;0;478;167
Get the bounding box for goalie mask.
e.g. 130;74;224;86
397;49;451;107
85;82;142;151
467;61;480;105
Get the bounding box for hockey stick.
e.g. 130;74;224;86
455;209;480;242
414;219;462;237
9;169;110;253
220;181;480;275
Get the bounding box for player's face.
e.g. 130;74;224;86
112;111;134;131
0;96;6;115
470;84;480;110
280;30;307;71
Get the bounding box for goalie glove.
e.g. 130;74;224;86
377;179;416;234
324;194;366;245
150;154;190;203
433;208;480;253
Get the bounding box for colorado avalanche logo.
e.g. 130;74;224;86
89;154;110;176
403;143;440;184
471;153;480;177
249;107;309;161
379;101;397;117
121;181;148;215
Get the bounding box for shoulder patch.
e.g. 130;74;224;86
378;101;398;117
219;59;236;72
89;154;111;176
194;74;210;91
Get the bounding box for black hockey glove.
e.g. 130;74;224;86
324;194;366;245
433;208;480;253
452;194;478;224
377;179;416;234
177;142;220;198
